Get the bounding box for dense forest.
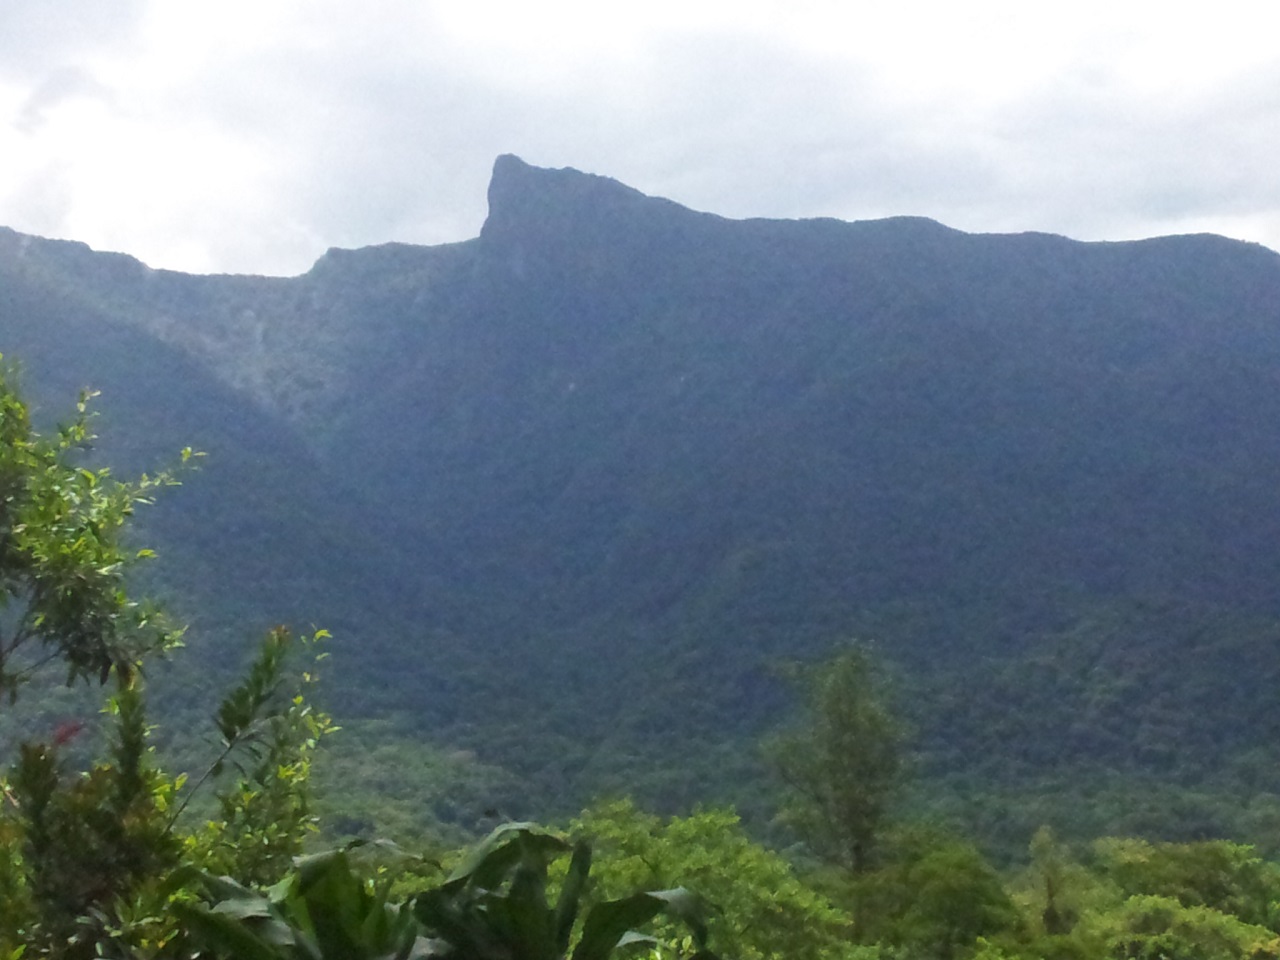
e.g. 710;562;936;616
5;370;1280;959
5;156;1280;956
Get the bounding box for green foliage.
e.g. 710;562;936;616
960;834;1280;960
862;828;1020;960
188;627;337;887
414;821;717;960
308;719;525;849
1;676;184;957
17;321;1280;960
178;823;721;960
1014;827;1097;940
0;626;337;958
766;643;904;875
916;600;1280;856
176;846;428;960
572;798;866;960
0;368;335;957
1090;895;1280;960
1091;838;1280;931
0;364;192;955
0;357;186;703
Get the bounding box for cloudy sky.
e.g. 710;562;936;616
1;1;1277;276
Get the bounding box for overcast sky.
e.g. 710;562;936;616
2;1;1277;276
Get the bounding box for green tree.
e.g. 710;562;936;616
1004;826;1109;960
1027;827;1077;936
0;357;189;954
0;359;186;704
573;798;870;960
1;626;333;957
1090;894;1280;960
182;626;336;887
766;642;904;876
1091;838;1280;929
869;830;1020;960
0;362;334;957
3;678;183;955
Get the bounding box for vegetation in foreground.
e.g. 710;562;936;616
5;360;1280;960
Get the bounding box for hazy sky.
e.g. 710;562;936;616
2;1;1277;275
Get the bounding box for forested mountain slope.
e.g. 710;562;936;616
4;156;1280;842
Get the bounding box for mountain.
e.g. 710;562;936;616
4;156;1280;844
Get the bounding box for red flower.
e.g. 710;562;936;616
52;720;85;746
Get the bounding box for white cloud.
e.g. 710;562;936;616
0;1;145;79
0;0;1277;274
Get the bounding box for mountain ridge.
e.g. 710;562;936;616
4;157;1280;839
7;155;1280;632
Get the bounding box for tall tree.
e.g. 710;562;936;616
767;643;904;876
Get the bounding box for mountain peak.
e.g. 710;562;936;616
486;154;649;216
481;155;691;256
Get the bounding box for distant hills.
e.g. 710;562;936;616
4;155;1280;845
